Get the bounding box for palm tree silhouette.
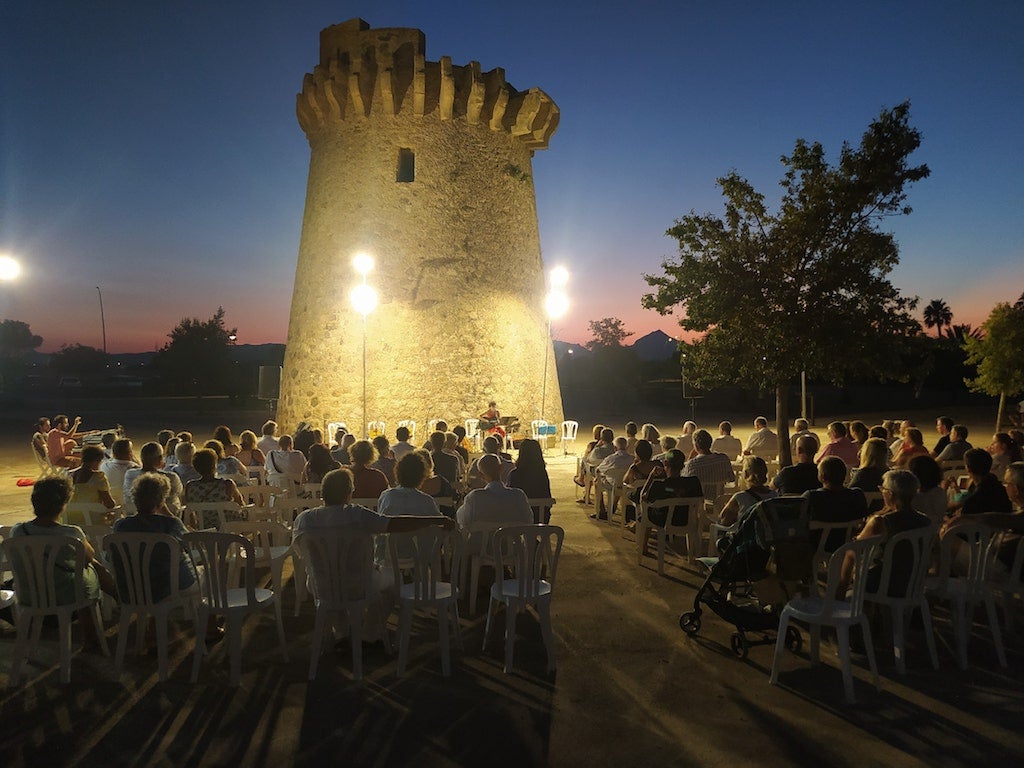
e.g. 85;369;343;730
923;298;953;337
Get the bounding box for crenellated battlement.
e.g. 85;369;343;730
296;18;559;150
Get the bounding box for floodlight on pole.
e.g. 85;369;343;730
540;267;570;424
0;254;21;282
350;254;377;438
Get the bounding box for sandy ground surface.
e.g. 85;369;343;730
0;399;1020;767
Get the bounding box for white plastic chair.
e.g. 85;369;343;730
185;531;289;685
294;530;388;681
222;520;306;616
368;421;387;439
526;497;556;526
104;532;200;681
2;535;110;684
185;501;251;531
326;422;347;446
463;521;501;616
771;536;883;704
597;475;628;529
483;524;564;673
990;533;1023;632
239;485;287;509
397;420;417;441
560;420;579;456
247;466;268;486
636;496;705;572
389;527;462;676
808;519;864;596
64;502;118;527
530;420;550;450
465;419;481;452
427;419;441;435
863;525;939;673
303;483;324;501
925;522;1007;670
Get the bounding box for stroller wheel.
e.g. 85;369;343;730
730;632;749;659
785;625;802;653
679;612;701;635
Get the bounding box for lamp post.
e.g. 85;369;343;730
541;266;569;424
95;286;107;354
350;253;378;439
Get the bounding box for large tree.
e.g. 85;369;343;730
586;317;634;351
49;343;109;375
643;102;929;465
922;298;953;337
962;301;1024;432
154;307;237;394
0;319;43;360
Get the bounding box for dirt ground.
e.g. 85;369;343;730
0;399;1020;767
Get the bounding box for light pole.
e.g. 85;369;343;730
95;286;107;354
349;253;378;439
541;266;569;424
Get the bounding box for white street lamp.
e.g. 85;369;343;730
0;254;22;281
350;254;377;438
541;266;569;425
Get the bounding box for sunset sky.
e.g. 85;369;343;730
2;1;1021;353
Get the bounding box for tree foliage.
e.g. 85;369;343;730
586;317;634;351
0;319;43;359
154;307;237;393
922;298;952;337
963;301;1024;430
49;343;109;375
643;102;929;463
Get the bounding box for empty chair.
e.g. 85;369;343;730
463;521;501;616
294;530;387;680
530;420;551;450
222;520;306;616
862;525;939;673
104;532;200;681
368;421;387;438
483;524;564;673
185;531;289;685
389;527;462;676
560;420;579;456
2;535;110;684
636;496;705;573
925;522;1007;670
771;536;883;704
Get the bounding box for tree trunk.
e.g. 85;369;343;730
996;390;1006;434
776;382;792;467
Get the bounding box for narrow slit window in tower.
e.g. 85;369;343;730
397;148;415;182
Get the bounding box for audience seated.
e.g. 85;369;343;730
624;422;639;455
236;430;266;468
744;416;779;460
370;435;397;486
789;418;820;457
468;436;515;490
204;439;248;485
378;453;443;518
719;456;776;526
213;425;240;457
676;421;697;457
989;432;1022;479
931;415;954;457
456;454;533;529
592;437;634;519
101;438;140;493
428;431;460;486
683;429;735;492
907;455;947;527
639;449;703;528
349;440;390;501
772;435;821;495
123;441;184;517
414;450;458;518
893;428;929;468
185;448;244;510
849;437;889;493
802;456;867;550
265;434;306;484
302;443;341;484
949;448;1012;516
935;424;972;463
508;439;553;521
943;462;1023;579
332;432;356;465
70;446;117;510
257;420;280;456
171;442;201;485
815;421;859;466
392;426;416;461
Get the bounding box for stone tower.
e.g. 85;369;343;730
278;18;563;438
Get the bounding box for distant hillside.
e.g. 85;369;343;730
630;330;679;361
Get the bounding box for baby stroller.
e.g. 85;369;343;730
679;496;814;658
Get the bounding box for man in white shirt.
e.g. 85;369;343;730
100;438;140;497
391;425;416;461
257;420;280;456
456;455;533;529
123;441;184;516
265;434;306;486
467;436;515;489
744;417;779;460
378;454;443;518
711;422;742;461
789;418;820;456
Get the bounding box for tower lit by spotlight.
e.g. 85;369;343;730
278;18;564;435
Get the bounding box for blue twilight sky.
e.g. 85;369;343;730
1;1;1021;352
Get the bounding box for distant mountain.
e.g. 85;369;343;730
553;340;591;358
630;330;679;361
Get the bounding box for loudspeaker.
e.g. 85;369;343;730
258;366;282;400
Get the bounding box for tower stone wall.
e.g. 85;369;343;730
278;18;563;438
